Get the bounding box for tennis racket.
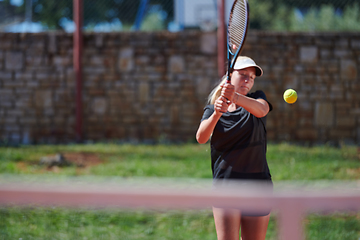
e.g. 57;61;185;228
226;0;250;83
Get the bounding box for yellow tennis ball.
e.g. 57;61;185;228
283;89;297;104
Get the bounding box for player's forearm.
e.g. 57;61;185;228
196;112;222;144
233;93;269;118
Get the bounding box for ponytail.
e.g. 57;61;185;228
208;75;227;104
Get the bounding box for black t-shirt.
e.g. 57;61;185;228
201;90;273;180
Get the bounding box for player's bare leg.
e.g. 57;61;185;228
213;207;241;240
240;214;270;240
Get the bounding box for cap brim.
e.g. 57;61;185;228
234;64;263;77
254;66;263;77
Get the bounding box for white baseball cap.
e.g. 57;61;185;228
233;56;263;77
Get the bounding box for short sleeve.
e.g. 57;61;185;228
248;90;273;112
201;105;215;122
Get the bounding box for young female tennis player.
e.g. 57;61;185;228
196;56;273;240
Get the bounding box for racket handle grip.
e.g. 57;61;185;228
224;75;231;104
226;75;231;84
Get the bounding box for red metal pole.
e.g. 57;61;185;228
217;0;226;78
73;0;83;142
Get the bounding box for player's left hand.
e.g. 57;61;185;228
220;83;235;103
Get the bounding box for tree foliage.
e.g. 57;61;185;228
2;0;173;31
249;0;360;31
280;0;359;10
2;0;360;32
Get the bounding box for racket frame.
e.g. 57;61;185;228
226;0;250;83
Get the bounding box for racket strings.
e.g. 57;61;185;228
228;1;248;54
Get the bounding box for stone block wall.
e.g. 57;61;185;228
0;31;359;144
241;32;360;145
